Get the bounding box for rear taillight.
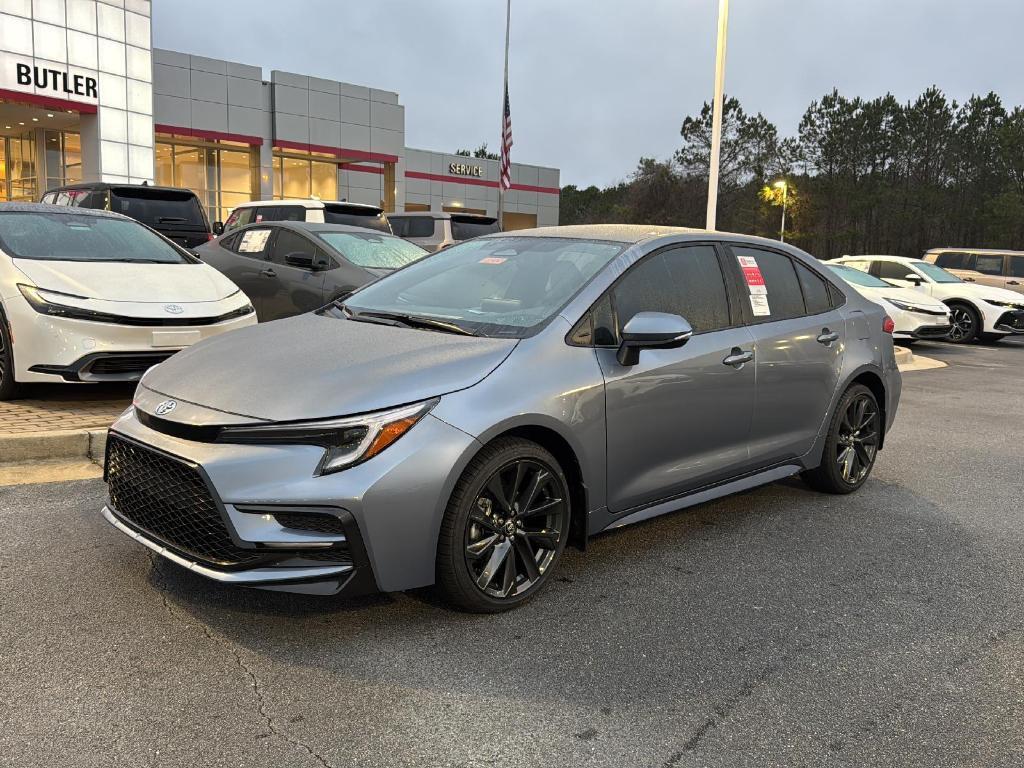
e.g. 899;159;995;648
882;316;895;334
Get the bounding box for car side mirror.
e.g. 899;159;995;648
616;311;693;366
284;251;315;269
904;273;924;286
212;221;224;236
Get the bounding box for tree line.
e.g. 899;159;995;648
560;88;1024;259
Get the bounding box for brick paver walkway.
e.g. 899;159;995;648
0;384;133;435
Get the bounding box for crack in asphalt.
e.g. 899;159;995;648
146;552;337;768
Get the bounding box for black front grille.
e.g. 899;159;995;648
915;324;953;339
996;311;1024;331
106;434;261;566
274;512;347;534
89;353;174;376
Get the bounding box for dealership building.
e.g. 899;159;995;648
0;0;560;228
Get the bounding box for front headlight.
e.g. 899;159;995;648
217;399;438;475
17;283;95;317
986;299;1024;309
888;298;943;314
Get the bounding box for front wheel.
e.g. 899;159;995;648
946;302;980;344
802;384;881;494
0;309;22;401
436;438;571;612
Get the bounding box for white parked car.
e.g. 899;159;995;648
825;263;952;342
833;255;1024;343
0;204;255;400
220;199;391;235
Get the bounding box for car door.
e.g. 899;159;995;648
261;227;328;320
207;226;276;318
596;243;757;514
1007;255;1024;294
730;245;846;466
970;253;1010;290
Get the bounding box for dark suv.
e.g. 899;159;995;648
42;183;213;248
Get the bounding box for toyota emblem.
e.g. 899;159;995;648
155;400;177;416
164;304;184;314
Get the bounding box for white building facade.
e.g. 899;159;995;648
0;0;559;229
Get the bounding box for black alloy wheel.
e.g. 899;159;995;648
437;438;571;612
0;309;21;401
802;384;881;494
946;303;980;343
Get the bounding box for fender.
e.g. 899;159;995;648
801;362;890;470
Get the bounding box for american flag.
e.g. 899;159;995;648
499;84;513;190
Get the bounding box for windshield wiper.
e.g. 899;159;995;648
349;310;478;336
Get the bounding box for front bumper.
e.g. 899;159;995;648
993;309;1024;334
5;293;255;383
101;404;478;594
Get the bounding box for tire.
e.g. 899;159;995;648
980;333;1004;344
946;302;980;344
0;307;22;401
801;384;881;495
436;437;572;613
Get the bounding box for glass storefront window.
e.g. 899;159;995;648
5;133;37;202
43;130;83;193
155;136;257;223
273;152;338;201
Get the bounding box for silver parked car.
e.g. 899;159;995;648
102;225;901;612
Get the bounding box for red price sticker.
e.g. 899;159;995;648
742;265;765;287
479;257;507;264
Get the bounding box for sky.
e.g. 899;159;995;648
152;0;1024;189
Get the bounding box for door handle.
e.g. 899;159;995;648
1008;280;1021;285
963;276;976;282
260;268;276;278
817;329;840;345
722;348;754;368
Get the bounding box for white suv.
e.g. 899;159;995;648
833;254;1024;343
220;200;390;236
0;204;255;399
387;212;500;252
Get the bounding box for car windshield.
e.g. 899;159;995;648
914;261;962;283
342;235;626;337
316;231;428;270
322;205;390;233
827;264;891;288
0;211;192;263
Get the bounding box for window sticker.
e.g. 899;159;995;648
749;294;771;316
737;254;767;292
239;229;271;253
479;257;507;264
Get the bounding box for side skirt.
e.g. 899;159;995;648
592;464;803;535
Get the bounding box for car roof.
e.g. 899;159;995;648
233;199;383;212
841;254;921;262
50;182;196;195
489;223;795;246
388;211;497;221
231;220;394;236
926;247;1023;255
0;201;128;220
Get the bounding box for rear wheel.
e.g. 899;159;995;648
946;302;980;344
436;438;571;612
802;384;881;494
0;308;22;401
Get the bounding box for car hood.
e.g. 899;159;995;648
13;259;239;303
856;285;948;309
953;282;1024;306
141;312;518;422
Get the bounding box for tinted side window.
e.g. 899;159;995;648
934;252;968;269
611;245;731;337
1009;255;1024;278
877;261;913;281
732;247;804;322
974;254;1005;275
795;261;832;315
391;217;436;238
271;229;316;266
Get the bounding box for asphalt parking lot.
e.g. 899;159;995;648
2;339;1022;768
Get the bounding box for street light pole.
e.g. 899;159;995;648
775;180;788;242
705;0;730;231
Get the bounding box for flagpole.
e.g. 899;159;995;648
706;0;729;231
498;0;511;230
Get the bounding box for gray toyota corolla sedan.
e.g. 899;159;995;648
102;225;901;612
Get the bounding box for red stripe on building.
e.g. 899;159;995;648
274;139;399;164
344;164;384;175
404;170;559;196
0;88;97;114
155;124;263;146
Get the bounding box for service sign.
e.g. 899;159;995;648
449;162;484;178
0;54;100;106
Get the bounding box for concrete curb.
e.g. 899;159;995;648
0;428;108;465
894;346;914;366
